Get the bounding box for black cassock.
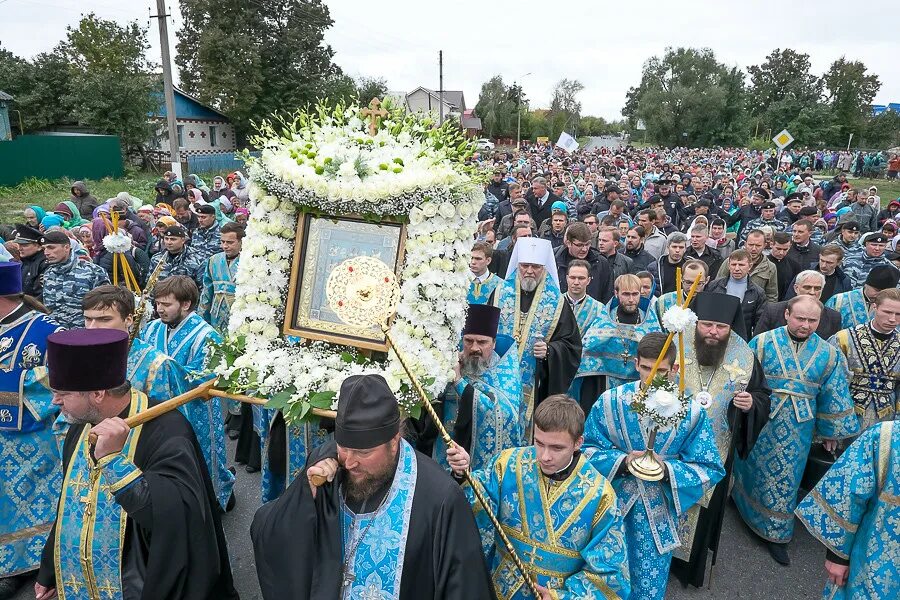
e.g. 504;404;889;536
37;410;238;600
669;355;771;588
251;440;496;600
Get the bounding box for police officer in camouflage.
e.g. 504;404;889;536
843;232;898;288
150;225;204;289
190;204;222;264
41;230;110;328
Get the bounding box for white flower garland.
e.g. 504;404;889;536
214;102;481;420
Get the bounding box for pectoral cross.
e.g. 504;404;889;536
621;348;632;366
360;98;388;136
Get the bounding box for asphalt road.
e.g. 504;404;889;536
13;437;829;599
584;136;626;151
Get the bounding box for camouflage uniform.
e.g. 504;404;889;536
150;248;204;289
189;223;222;265
843;252;897;287
740;217;786;242
825;239;862;263
43;252;110;328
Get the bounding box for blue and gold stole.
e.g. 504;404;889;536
493;271;564;428
835;324;900;418
54;390;147;600
468;272;501;305
571;294;602;335
340;439;417;600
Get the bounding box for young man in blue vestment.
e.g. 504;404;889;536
795;419;900;600
825;264;899;330
0;262;64;600
139;275;235;510
446;395;631;599
467;241;502;305
418;303;524;472
198;221;243;333
733;295;860;566
583;332;725;600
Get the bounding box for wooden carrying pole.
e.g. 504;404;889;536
88;380;336;443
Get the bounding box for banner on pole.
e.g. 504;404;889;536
555;131;579;153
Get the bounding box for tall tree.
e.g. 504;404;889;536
746;48;823;137
61;13;156;152
355;77;389;104
550;78;584;136
622;47;748;146
474;75;522;139
824;57;881;145
177;0;342;141
0;45;74;132
864;110;900;149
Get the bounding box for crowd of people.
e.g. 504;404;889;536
0;142;897;600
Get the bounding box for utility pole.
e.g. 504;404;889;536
152;0;181;179
438;50;444;126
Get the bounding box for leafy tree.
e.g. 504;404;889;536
0;45;74;132
864;110;900;149
62;14;156;152
824;57;881;145
550;78;584;136
622;47;748;146
474;75;520;139
355;77;389;104
746;49;823;137
177;0;342;141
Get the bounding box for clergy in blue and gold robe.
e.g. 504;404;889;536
492;238;581;433
0;298;63;582
128;336;190;404
584;375;724;600
450;394;630;599
570;275;661;414
467;241;502;305
141;304;235;509
734;304;860;550
795;420;900;600
198;248;240;333
569;291;603;336
826;288;872;330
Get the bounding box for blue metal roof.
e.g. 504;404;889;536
151;87;230;121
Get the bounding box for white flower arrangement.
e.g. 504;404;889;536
212;100;481;424
630;375;690;432
661;305;697;334
102;232;132;254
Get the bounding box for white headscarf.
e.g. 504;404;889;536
505;237;559;288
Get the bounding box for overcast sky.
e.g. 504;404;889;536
3;0;898;120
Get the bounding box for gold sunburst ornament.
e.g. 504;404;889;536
325;256;401;329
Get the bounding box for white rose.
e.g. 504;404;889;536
409;207;424;226
438;202;456;219
646;389;681;418
457;202;473;218
262;324;279;339
422;204;438;218
425;284;439;299
431;231;445;244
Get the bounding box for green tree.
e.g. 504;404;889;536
824;57;881;145
864;110;900;149
474;75;520;139
61;13;156;152
746;48;823;138
177;0;342;142
550;78;584;137
355;77;389;104
622;47;748;146
0;45;75;132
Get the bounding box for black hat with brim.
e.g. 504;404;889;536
14;224;42;244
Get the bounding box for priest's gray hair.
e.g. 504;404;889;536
794;270;826;287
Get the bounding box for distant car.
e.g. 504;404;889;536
475;138;495;151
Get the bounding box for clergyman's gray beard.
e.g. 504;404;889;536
343;450;400;504
460;355;490;378
521;276;538;292
694;330;728;367
63;406;102;425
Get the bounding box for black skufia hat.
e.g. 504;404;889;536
335;374;400;450
865;265;900;291
691;291;746;340
463;304;500;338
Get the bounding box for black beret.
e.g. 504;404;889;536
841;221;860;231
785;193;803;203
41;231;70;245
864;233;889;244
195;204;217;215
163;225;187;237
798;207;818;217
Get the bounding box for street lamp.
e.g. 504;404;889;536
516;72;532;151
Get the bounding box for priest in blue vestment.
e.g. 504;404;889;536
491;237;582;435
418;304;524;472
733;295;860;566
570;273;661;413
446;394;631;599
198;221;243;333
139;275;235;510
825;264;898;329
584;332;725;600
563;259;603;335
795;419;900;600
251;374;494;599
467;241;502;305
0;262;64;599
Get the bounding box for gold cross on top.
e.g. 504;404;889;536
360;97;388;136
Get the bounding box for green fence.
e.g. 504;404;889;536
0;134;123;186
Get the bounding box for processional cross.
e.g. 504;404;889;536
360;97;388;136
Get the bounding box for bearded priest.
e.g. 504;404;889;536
669;291;770;589
491;237;582;434
417;304;524;472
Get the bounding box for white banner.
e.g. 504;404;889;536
555;131;579;153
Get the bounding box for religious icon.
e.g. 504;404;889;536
282;212;406;351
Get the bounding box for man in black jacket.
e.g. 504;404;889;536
648;232;688;295
787;219;821;268
768;232;802;301
13;224;48;300
649;179;684;227
624;225;655;272
554;222;614;302
525;177;562;228
485;170;509;204
706;249;768;339
754;270;842;339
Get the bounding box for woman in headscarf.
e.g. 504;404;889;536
209;176;235;202
53;201;89;229
233;207;249;226
877;200;900;227
185;174;210;201
39;214;65;232
231;171;250;205
24;205;46;228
